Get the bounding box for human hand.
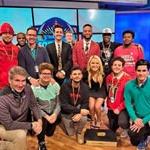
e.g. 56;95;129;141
50;78;56;84
130;123;143;133
113;109;120;115
72;113;82;122
134;118;144;127
30;78;39;86
80;109;89;116
48;114;57;124
56;71;65;79
32;121;42;135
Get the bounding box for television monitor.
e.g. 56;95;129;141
33;8;77;46
0;7;33;33
78;9;115;33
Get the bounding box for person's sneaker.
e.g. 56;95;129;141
120;130;128;138
38;142;47;150
76;133;84;144
137;139;148;150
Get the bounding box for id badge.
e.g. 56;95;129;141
34;65;39;73
105;62;108;66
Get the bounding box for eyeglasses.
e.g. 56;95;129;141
41;73;51;76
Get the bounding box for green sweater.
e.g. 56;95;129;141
31;82;60;117
124;77;150;124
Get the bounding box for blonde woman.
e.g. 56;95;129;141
87;55;107;128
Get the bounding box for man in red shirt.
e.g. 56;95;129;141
114;30;144;79
73;24;100;80
106;57;131;137
0;23;19;89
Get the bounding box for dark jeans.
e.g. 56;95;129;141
107;109;130;132
37;116;60;143
128;123;150;146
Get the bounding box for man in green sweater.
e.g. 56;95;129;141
32;63;60;150
124;59;150;150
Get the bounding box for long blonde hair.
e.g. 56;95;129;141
87;55;104;88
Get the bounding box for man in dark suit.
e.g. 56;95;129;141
18;27;50;86
46;25;72;85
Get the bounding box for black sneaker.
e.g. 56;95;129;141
38;142;47;150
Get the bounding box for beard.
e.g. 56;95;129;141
3;39;12;44
83;34;92;41
72;79;81;85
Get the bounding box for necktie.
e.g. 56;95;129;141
31;48;36;60
85;42;89;52
57;44;62;71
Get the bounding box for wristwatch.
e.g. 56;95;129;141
60;70;66;76
28;76;32;81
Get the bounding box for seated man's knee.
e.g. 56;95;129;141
80;116;87;124
15;130;26;140
118;119;129;129
0;127;6;139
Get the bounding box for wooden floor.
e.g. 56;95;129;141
27;126;137;150
26;111;144;150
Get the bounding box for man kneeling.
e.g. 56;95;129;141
59;67;89;144
0;66;42;150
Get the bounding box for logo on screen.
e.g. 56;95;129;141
35;17;77;47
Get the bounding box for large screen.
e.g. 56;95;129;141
115;11;150;60
0;7;33;33
33;8;77;46
0;7;116;45
78;9;115;33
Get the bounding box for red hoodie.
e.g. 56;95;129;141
0;41;19;89
106;72;131;112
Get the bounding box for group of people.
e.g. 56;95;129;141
0;22;149;150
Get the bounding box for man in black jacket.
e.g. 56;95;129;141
99;28;121;76
59;67;89;144
18;27;50;86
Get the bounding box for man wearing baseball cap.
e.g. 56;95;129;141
99;28;121;76
0;22;19;89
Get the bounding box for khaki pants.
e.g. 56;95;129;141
61;115;87;136
0;125;27;150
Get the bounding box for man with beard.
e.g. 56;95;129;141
73;24;100;81
99;28;121;76
0;22;19;90
18;27;50;86
114;30;144;79
59;67;89;144
46;25;72;85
